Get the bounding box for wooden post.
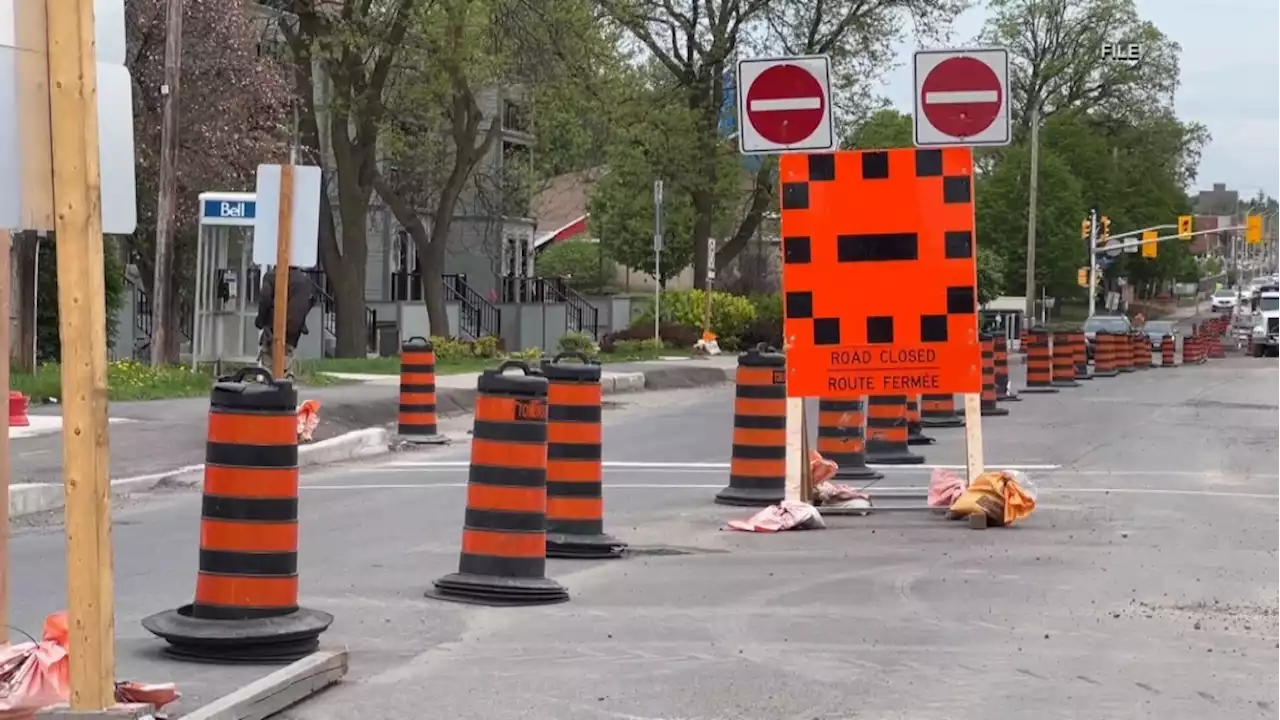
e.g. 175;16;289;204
46;0;116;709
0;230;11;644
962;392;984;486
783;397;804;503
150;0;184;367
271;165;295;379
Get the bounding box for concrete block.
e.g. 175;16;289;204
37;703;155;719
605;372;646;394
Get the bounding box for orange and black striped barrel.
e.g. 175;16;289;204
921;393;964;427
980;334;1009;416
904;395;935;445
540;352;624;559
1051;331;1078;387
141;367;333;662
865;395;922;464
1205;324;1226;358
1114;329;1134;372
1130;332;1151;370
815;398;882;481
1093;332;1118;377
1184;331;1200;364
398;337;445;442
993;334;1019;401
1022;329;1058;393
1160;335;1176;366
1019;329;1030;354
430;362;569;606
716;346;787;506
1069;330;1090;380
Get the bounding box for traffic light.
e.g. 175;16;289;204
1080;219;1091;239
1077;267;1089;287
1246;215;1263;244
1177;215;1193;239
1141;230;1158;258
1101;216;1111;239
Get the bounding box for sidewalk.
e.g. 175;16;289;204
7;355;739;495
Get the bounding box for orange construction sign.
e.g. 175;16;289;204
779;147;982;398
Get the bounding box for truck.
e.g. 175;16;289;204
1247;285;1279;357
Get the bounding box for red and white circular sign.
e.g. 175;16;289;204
913;49;1011;148
745;64;825;145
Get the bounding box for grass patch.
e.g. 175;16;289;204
12;359;340;404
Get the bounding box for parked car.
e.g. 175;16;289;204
1083;314;1132;360
1142;320;1178;349
1211;289;1239;313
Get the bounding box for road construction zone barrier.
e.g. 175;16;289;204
1130;333;1151;369
398;336;446;444
7;391;28;427
429;362;569;606
1022;329;1058;393
1161;335;1176;367
1051;331;1079;388
980;334;1009;416
716;345;787;507
1115;330;1134;373
1093;332;1118;377
1069;330;1090;380
540;352;625;560
1205;322;1226;359
920;393;964;427
142;368;333;662
905;395;935;445
865;395;923;465
815;398;882;481
994;335;1019;401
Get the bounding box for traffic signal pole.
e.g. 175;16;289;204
1087;208;1099;317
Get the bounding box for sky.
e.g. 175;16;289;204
876;0;1280;200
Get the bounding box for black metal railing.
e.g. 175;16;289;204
390;269;422;302
442;273;502;340
502;276;600;337
131;280;193;361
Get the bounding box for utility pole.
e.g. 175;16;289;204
1023;104;1041;324
150;0;183;367
46;0;117;709
1086;207;1099;318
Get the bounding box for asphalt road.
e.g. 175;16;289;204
7;357;1278;719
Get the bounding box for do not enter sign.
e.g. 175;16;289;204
737;55;835;155
913;48;1011;148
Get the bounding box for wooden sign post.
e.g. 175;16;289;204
46;0;117;709
271;165;295;379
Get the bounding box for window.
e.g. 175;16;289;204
502;100;531;134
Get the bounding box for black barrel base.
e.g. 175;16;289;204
398;432;450;445
1020;386;1060;393
922;416;965;427
834;464;883;481
714;484;784;507
428;573;569;606
1092;369;1118;377
1051;380;1079;388
996;392;1022;402
141;605;333;664
980;406;1010;417
865;449;925;465
547;532;627;560
1116;367;1135;373
906;432;936;446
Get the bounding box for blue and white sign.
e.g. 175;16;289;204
198;192;257;227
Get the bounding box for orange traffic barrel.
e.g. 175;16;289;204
1021;328;1058;393
815;398;882;481
993;334;1019;402
1129;332;1150;369
905;395;935;445
429;362;569;606
540;352;625;560
920;393;963;428
1069;330;1091;380
1206;325;1226;359
398;336;447;443
1183;331;1200;364
1093;332;1118;377
980;334;1009;416
1051;331;1078;387
1160;335;1176;366
865;395;923;464
142;368;332;662
716;345;787;506
1114;329;1134;372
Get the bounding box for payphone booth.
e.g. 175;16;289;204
192;191;261;371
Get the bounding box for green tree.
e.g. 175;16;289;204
976;246;1007;306
842;109;913;150
535;241;616;293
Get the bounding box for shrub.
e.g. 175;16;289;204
600;323;698;352
631;290;757;341
557;330;600;358
428;336;473;361
534;240;615;293
611;338;664;356
471;336;503;358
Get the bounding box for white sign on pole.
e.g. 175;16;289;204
736;55;835;155
253;164;322;268
912;48;1011;148
0;0;137;233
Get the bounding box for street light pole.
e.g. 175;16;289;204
1023;104;1041;324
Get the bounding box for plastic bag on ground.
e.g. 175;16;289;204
725;501;825;533
296;399;322;443
928;468;966;508
948;470;1037;527
0;613;70;718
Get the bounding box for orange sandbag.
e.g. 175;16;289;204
296;399;322;443
0;613;70;718
808;449;837;486
948;470;1036;527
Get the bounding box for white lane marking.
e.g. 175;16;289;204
924;90;999;104
375;460;1061;471
749;97;821;112
301;484;1278;499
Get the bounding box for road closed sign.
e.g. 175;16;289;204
737;55;835;155
913;48;1011;148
